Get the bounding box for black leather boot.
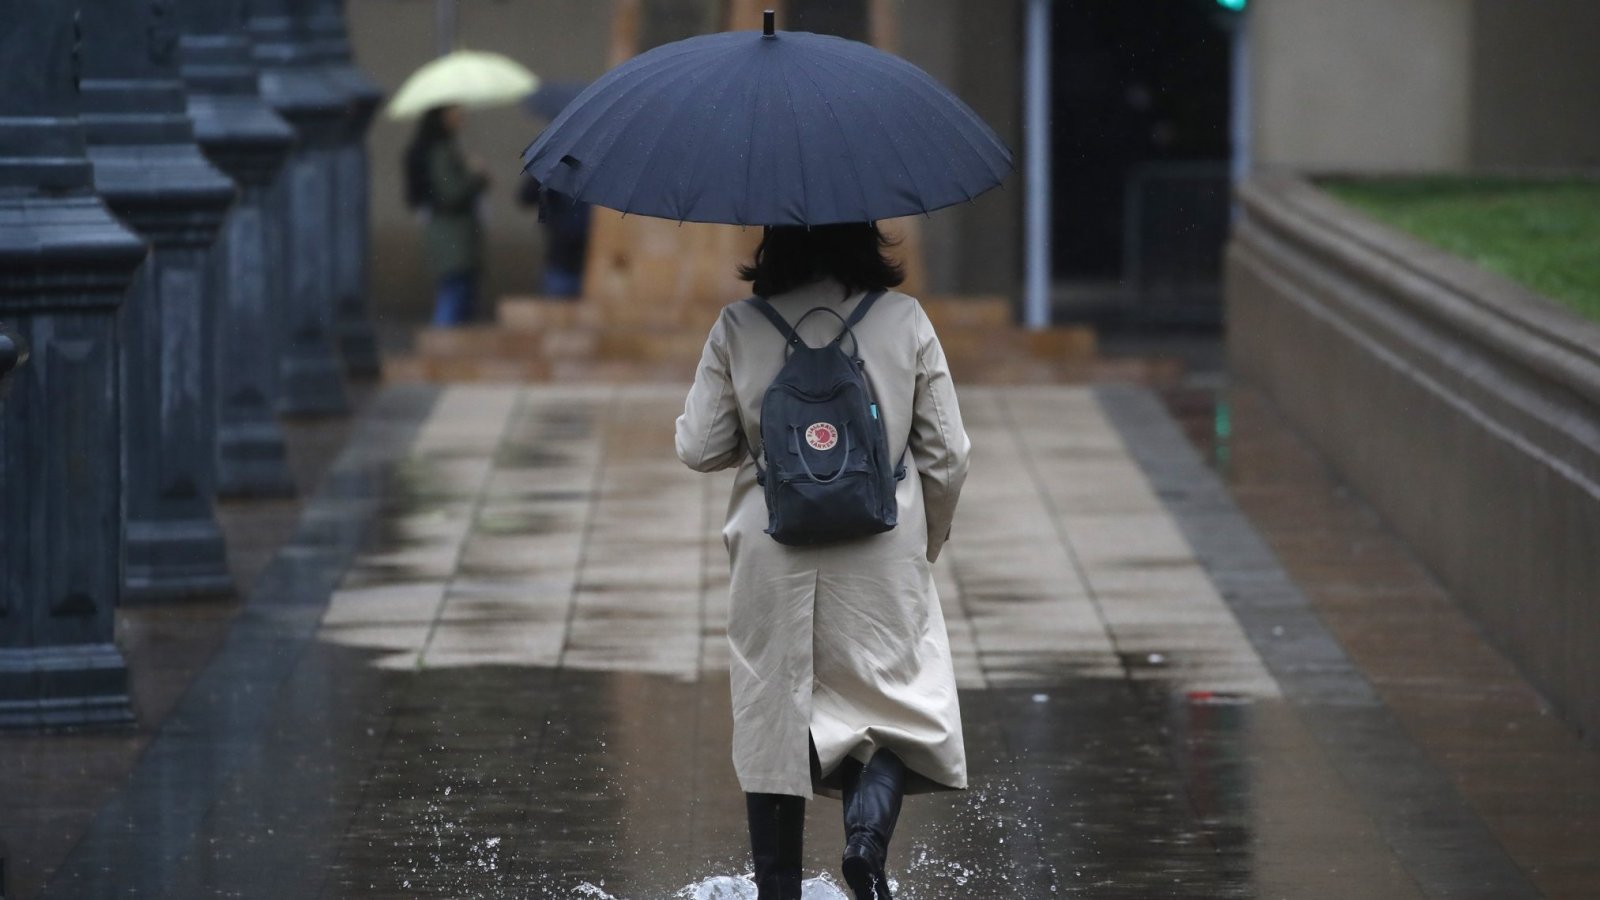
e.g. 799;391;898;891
746;792;806;899
839;751;905;900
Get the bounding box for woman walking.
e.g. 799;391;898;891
675;223;970;900
403;105;489;326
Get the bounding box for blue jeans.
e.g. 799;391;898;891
541;266;582;298
432;272;477;327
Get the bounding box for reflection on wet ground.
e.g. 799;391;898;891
14;384;1594;898
317;386;1279;696
315;666;1272;899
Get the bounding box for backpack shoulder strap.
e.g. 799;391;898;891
829;290;886;353
843;289;887;330
840;290;909;478
744;296;801;346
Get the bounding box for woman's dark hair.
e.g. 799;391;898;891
738;222;905;298
403;107;453;209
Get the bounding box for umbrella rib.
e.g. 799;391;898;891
737;66;759;226
524;44;730;194
881;57;1014;179
809;40;1012;184
788;52;914;219
525;30;1009;224
524;48;710;165
677;45;767;222
716;50;768;226
774;52;818;224
526;38;729;163
804;48;982;211
610;41;751;217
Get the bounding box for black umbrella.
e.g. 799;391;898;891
521;13;1011;227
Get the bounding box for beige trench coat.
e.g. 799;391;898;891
675;279;970;799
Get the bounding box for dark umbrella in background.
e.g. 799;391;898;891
521;11;1012;227
522;79;589;122
519;79;596;297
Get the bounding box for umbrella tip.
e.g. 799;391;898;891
763;9;776;37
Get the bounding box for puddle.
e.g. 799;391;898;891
495;444;577;469
474;506;568;535
562;874;852;899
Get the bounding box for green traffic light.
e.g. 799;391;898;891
1217;0;1247;10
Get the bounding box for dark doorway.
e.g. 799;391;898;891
786;0;870;42
640;0;727;51
1050;0;1235;328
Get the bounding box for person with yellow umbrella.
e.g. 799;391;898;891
387;50;538;326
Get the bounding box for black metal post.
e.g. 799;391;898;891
178;0;300;497
79;0;239;603
0;0;148;727
312;0;386;380
250;0;353;416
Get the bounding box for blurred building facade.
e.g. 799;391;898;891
347;0;1020;330
347;0;1600;331
1251;0;1600;173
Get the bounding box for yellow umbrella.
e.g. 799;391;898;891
385;50;540;120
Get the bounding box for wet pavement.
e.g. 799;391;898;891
6;382;1598;898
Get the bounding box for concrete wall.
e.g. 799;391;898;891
897;0;1022;298
1249;0;1600;173
1249;0;1473;172
951;0;1022;298
1227;175;1600;742
1470;0;1600;169
346;0;1022;331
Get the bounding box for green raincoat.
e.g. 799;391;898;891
423;140;487;279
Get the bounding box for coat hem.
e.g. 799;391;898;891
736;774;815;800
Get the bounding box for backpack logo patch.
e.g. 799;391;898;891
805;423;839;451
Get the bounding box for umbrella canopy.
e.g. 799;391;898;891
387;50;540;120
520;23;1012;226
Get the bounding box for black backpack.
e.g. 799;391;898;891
746;290;906;546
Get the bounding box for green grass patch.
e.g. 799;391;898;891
1320;177;1600;324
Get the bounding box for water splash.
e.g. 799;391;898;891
394;767;1062;898
556;875;849;899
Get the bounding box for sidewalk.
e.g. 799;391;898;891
8;382;1598;899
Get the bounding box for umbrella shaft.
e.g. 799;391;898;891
435;0;458;56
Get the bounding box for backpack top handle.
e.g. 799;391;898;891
746;290;886;358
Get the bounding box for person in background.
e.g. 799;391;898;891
519;176;591;298
404;104;489;326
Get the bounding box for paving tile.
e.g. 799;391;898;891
323;582;449;626
19;382;1594;900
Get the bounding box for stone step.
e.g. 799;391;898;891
496;296;600;331
403;294;1098;385
383;355;553;382
388;348;1164;385
934;325;1095;361
921;295;1016;331
498;293;1018;334
548;357;699;383
414;325;598;361
417;324;709;364
415;326;545;359
1024;326;1098;359
411;323;1094;376
420;323;1090;366
385;351;1170;387
594;329;708;364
